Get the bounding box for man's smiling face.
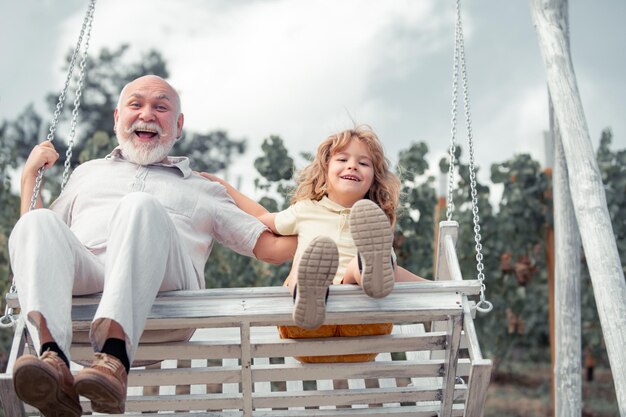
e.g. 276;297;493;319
114;75;183;165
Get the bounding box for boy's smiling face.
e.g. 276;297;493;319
325;139;374;208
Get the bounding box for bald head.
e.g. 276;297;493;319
117;75;181;114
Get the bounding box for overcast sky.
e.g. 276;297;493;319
1;0;624;199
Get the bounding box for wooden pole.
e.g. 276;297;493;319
433;175;447;277
530;0;626;414
551;94;582;417
544;128;556;412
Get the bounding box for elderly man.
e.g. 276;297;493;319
9;75;295;416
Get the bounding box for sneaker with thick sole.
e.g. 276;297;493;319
293;236;338;329
74;352;128;414
13;351;82;417
350;199;395;298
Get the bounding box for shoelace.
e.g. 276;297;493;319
92;353;122;373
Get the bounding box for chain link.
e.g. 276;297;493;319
29;0;97;210
62;1;96;191
446;2;461;222
448;0;492;313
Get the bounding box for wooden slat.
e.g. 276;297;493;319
71;340;243;361
252;386;466;409
253;333;447;358
159;359;178;395
284;356;306;411
222;357;240;413
128;364;241;387
317;378;336;410
190;359;209;396
241;323;254;416
375;352;400;407
87;392;243;413
104;403;466;417
435;221;459;280
462;301;492;417
440;316;463;416
252;360;449;382
63;283;472;332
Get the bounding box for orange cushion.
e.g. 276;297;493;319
277;323;393;363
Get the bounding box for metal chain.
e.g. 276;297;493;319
29;0;97;210
0;284;16;328
446;4;461;222
1;0;97;329
450;0;492;313
62;0;96;191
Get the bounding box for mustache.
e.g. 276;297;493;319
124;121;164;137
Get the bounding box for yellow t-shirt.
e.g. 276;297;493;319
274;197;394;284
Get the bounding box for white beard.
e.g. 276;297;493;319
116;122;175;165
118;138;173;165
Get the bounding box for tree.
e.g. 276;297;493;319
204;135;295;289
487;154;551;365
172;130;246;174
394;142;437;278
253;135;295;211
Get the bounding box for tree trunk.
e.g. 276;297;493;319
530;0;626;414
551;94;582;417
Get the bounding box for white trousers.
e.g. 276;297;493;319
9;192;200;363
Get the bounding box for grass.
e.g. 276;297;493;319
485;362;619;417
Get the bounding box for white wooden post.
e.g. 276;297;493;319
530;0;626;414
551;96;582;416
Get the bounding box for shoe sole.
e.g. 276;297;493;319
74;370;125;414
350;199;395;298
13;356;82;417
293;236;338;329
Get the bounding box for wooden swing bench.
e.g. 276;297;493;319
0;223;492;417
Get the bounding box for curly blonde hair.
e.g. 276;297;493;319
291;125;401;226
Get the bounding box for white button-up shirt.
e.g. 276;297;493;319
50;148;268;287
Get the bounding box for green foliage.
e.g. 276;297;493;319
483;153;551;365
596;128;626;260
394;142;436;278
253;135;295;210
254;136;295;182
3;104;44;167
79;131;117;163
173;130;246;173
204;245;284;289
204;135;296;289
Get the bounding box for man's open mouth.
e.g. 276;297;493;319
134;129;158;139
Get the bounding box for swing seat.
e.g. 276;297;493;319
0;222;492;417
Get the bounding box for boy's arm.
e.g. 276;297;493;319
198;172;269;218
198;172;280;234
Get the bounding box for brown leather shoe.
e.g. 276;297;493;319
13;351;82;417
74;352;128;414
